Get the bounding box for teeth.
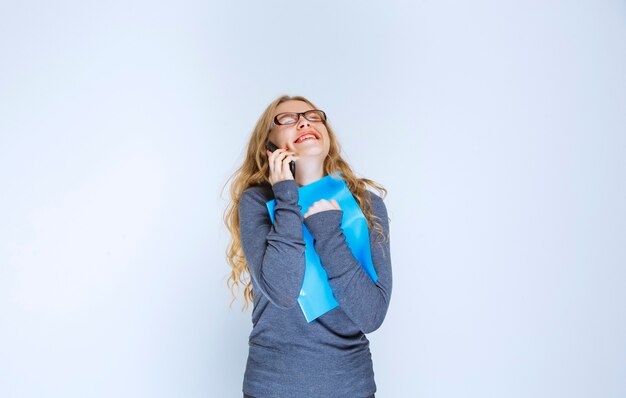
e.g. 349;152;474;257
296;134;316;143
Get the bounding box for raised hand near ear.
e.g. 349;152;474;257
265;147;299;186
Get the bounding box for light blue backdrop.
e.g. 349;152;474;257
1;1;625;397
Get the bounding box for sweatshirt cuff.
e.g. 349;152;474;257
271;179;299;204
303;209;343;238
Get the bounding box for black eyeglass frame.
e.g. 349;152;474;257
269;110;327;129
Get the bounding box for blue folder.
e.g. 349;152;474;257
265;173;378;322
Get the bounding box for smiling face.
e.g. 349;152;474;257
267;100;330;158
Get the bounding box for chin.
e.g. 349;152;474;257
299;147;328;157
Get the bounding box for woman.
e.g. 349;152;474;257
223;95;392;398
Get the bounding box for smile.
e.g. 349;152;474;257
294;132;320;144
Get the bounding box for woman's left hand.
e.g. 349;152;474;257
303;199;341;219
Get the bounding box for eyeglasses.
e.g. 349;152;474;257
270;110;327;129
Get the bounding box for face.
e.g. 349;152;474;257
267;100;330;158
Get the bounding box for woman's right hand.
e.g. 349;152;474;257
266;147;299;186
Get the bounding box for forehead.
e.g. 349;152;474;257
274;100;313;115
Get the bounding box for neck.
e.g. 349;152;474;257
294;157;325;187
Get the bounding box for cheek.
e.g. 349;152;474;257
322;131;331;149
269;131;289;147
323;137;331;154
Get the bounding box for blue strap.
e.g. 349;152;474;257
266;173;378;322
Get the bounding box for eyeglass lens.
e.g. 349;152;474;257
277;110;325;125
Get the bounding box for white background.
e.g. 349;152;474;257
1;1;625;397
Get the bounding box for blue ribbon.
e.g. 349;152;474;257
266;173;378;322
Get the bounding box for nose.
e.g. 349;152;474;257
297;114;310;129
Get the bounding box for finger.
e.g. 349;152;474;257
281;156;297;177
272;150;286;172
272;152;290;177
327;200;337;210
274;148;297;162
267;148;279;162
271;148;290;165
267;147;283;161
304;205;317;218
282;154;298;165
266;151;276;173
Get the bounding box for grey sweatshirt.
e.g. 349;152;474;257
238;178;393;398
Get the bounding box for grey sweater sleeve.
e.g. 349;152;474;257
303;193;392;334
238;180;306;309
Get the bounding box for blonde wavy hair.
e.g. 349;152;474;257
222;95;388;311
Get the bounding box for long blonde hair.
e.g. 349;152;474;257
222;95;388;311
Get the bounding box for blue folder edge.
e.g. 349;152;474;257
265;173;378;322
